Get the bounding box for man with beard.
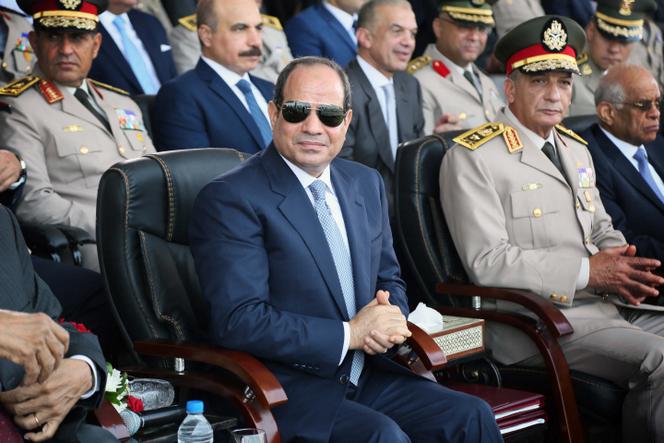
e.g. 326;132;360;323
153;0;274;153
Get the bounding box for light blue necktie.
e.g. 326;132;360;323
634;147;664;204
112;16;159;94
381;83;398;159
236;79;272;148
309;180;364;385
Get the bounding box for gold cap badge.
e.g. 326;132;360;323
542;19;568;52
619;0;635;15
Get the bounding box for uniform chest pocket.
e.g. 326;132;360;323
54;133;104;188
510;188;561;249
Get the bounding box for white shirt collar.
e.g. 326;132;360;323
279;154;335;195
62;78;92;98
504;106;555;149
201;56;251;86
599;126;644;160
356;55;392;88
322;1;356;34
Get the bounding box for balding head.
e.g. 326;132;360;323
595;64;661;145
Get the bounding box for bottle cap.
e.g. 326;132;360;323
186;400;204;414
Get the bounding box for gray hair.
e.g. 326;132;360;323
197;0;218;32
594;75;626;107
357;0;412;32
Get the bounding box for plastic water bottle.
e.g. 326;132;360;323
177;400;214;443
128;378;175;411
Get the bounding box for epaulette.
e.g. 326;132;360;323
556;124;587;145
432;59;450;78
38;79;63;104
89;79;129;95
262;14;282;30
453;122;505;150
406;55;431;74
178;13;197;32
0;75;39;97
576;52;592;75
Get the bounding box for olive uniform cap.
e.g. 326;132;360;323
18;0;108;31
594;0;657;42
439;0;496;28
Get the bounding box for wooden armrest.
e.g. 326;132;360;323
436;282;573;337
406;322;446;370
133;339;287;408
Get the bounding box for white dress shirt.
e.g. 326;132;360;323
323;1;357;45
356;56;393;125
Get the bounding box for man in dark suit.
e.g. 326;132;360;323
190;56;501;443
581;64;664;263
0;205;113;442
89;0;177;94
153;0;274;153
341;0;424;209
284;0;366;67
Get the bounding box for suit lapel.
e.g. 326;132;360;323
555;131;582;190
98;24;141;92
262;147;350;318
59;85;111;134
450;68;481;102
317;5;356;54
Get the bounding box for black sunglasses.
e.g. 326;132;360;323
278;101;347;127
616;98;662;112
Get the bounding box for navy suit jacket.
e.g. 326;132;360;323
284;4;357;67
89;9;177;95
582;123;664;262
153;59;274;153
189;145;412;442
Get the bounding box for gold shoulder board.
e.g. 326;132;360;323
576;52;589;65
406;55;431;75
555;124;587;145
0;75;39;97
262;14;283;30
89;79;129;96
178;14;197;32
452;122;505;150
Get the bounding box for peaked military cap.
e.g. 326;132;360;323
17;0;108;31
439;0;496;27
495;15;586;75
594;0;657;42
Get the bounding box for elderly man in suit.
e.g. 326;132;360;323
0;205;113;442
441;15;664;441
581;64;664;266
89;0;176;95
0;4;34;84
0;0;156;271
190;55;501;443
284;0;367;67
153;0;273;153
341;0;424;211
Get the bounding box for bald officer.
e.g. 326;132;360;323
0;0;155;271
441;16;664;441
410;0;503;134
0;5;35;84
571;0;655;116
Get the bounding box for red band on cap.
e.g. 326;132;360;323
29;0;98;15
505;43;577;75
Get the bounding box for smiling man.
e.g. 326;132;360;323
152;0;274;153
341;0;423;212
441;16;664;442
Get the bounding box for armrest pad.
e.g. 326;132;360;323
436;282;573;337
406;322;447;370
20;222;70;251
133;339;287;408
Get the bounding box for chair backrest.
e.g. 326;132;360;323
562;114;597;134
394;133;470;308
97;148;248;363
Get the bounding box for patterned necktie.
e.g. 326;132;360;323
542;141;563;173
381;83;398;159
112;16;159;94
74;88;111;133
236;79;272;148
309;180;364;385
463;69;482;99
634;147;664;203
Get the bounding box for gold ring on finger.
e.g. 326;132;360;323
33;413;41;427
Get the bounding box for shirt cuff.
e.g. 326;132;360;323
70;355;99;399
577;257;589;290
339;322;350;365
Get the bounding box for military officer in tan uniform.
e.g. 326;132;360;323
491;0;543;38
441;15;664;442
628;15;664;92
0;5;35;84
571;0;655;116
0;0;155;271
169;1;292;83
410;0;503;134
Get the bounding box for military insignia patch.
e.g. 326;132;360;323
431;59;450;78
262;14;283;30
578;167;594;188
90;79;129;95
39;80;63;104
0;75;39;96
453;122;505;150
502;125;523;153
406;55;431;74
178;14;197;32
555;124;587;145
542;18;568;52
619;0;635;16
470;0;485;5
115;108;144;131
59;0;82;10
14;32;33;62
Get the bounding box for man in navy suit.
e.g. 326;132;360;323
153;0;274;153
581;64;664;264
89;0;176;94
285;0;367;67
190;56;501;443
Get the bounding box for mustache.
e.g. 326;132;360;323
294;135;329;145
239;46;262;57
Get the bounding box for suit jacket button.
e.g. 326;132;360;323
339;374;349;384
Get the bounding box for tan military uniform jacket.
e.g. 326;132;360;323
412;44;504;134
440;109;631;364
169;14;292;83
570;54;602;116
0;74;155;268
0;9;34;85
628;18;664;92
491;0;545;38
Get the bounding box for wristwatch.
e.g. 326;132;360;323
8;151;26;190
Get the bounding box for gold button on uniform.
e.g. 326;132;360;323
79;146;89;154
560;295;569;303
533;208;542;217
1;62;7;70
584;190;592;202
576;200;580;209
118;146;125;154
549;293;559;301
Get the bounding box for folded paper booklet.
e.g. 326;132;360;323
429;316;484;361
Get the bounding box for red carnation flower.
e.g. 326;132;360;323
127;396;144;413
58;318;91;333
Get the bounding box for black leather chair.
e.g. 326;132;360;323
562;115;598;134
96;148;446;442
394;135;625;443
